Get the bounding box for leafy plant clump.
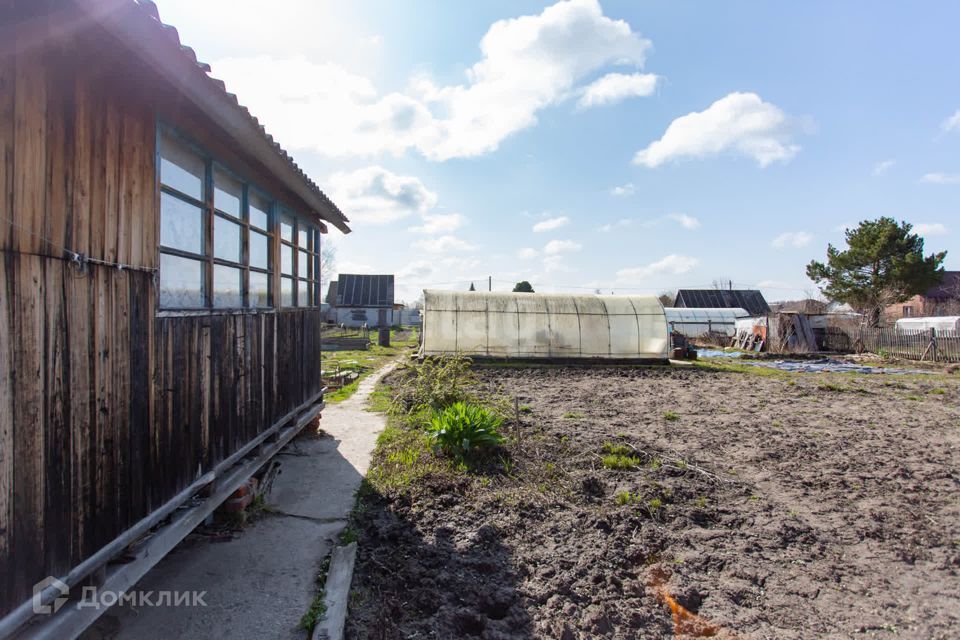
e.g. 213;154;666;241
426;402;504;457
393;355;477;414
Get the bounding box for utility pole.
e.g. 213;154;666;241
488;276;492;292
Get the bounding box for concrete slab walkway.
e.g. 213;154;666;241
85;363;397;640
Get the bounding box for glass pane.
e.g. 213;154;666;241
160;253;203;308
213;264;242;308
160;134;204;200
297;225;308;248
249;191;270;230
249;271;269;308
250;230;269;269
281;276;293;307
160;192;203;254
297;278;308;306
214;168;242;217
297;249;307;278
281;245;293;275
214;215;242;262
280;213;294;242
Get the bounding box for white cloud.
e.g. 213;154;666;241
326;166;437;224
396;260;434;280
598;218;634;232
616;254;700;281
210;0;655;160
543;255;573;273
610;183;635;197
771;231;814;248
942;109;960;132
543;239;582;254
920;172;960;184
633;92;805;168
413;235;477;253
668;213;701;230
872;159;895;176
576;72;658;109
408;213;466;234
517;247;540;259
914;223;948;237
533;216;570;232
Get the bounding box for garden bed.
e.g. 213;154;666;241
346;364;960;639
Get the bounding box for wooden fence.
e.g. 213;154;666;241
820;327;960;363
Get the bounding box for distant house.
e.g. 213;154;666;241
674;289;771;317
886;271;960;319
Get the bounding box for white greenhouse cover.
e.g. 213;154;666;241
663;307;750;337
895;316;960;332
421;290;669;360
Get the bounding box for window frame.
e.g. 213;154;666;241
156;125;324;312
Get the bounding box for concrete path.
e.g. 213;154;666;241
85;363;397;640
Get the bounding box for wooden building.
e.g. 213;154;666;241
0;0;350;634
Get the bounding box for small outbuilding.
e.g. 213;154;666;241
421;290;669;361
664;307;750;338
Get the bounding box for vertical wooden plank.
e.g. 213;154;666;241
67;259;93;564
0;255;14;609
12;46;47;255
43;260;71;574
199;323;211;470
92;264;115;549
11;256;45;601
103;95;120;264
0;51;14;252
112;269;131;530
68;66;91;258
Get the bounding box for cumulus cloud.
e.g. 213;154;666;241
533;216;570;232
598;218;634;232
610;183;635;197
517;247;540;259
326;166;437;224
914;223;948;236
543;239;582;254
668;213;701;230
872;159;895;176
616;254;699;281
408;213;466;234
920;172;960;184
208;0;655;160
771;231;814;248
633;92;805;168
414;235;477;253
576;72;658;109
942;109;960;132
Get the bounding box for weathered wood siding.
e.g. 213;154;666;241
0;20;324;619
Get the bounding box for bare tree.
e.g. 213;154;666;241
320;240;336;292
657;290;676;307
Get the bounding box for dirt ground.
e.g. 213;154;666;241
346;364;960;639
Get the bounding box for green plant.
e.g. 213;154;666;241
393;355;477;414
818;382;845;392
563;411;584;420
602;453;641;470
615;491;643;505
299;554;332;631
426;402;504;457
662;411;679;421
601;442;633;456
519;404;533;413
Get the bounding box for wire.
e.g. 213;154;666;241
1;212;158;275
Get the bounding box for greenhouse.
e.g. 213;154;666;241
421;290;670;360
894;316;960;332
664;307;751;338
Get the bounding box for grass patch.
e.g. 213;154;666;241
299;554;332;631
518;404;533;413
662;410;679;421
817;382;845;392
563;411;584;420
615;490;643;505
602;453;641;470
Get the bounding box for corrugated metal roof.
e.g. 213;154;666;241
336;275;394;308
674;290;770;316
101;1;350;233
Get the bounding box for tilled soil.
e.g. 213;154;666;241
346;366;960;639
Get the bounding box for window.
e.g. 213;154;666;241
158;129;323;310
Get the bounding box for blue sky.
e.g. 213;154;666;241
155;0;960;303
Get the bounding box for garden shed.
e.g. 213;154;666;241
0;0;349;635
421;290;669;361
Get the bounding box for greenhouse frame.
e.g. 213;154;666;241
421;290;670;361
